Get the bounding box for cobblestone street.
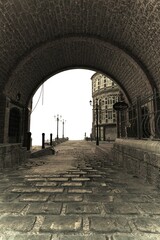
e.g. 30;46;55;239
0;140;160;239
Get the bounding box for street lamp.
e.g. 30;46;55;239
90;98;99;146
54;114;62;140
62;119;66;138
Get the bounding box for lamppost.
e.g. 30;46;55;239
54;114;62;140
90;98;100;146
62;119;66;138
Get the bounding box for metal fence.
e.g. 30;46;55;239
118;92;160;140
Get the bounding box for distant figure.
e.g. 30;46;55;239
107;137;110;143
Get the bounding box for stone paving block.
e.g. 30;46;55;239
104;203;140;215
35;182;57;187
40;216;82;233
125;188;145;194
0;185;11;192
0;179;10;188
133;217;160;233
43;175;60;177
47;178;68;182
101;183;107;186
105;178;115;183
87;175;103;178
109;183;128;188
0;193;20;202
69;171;87;175
25;178;45;182
66;203;100;214
95;171;106;174
89;217;131;233
85;169;98;171
55;234;108;240
61;182;83;187
125;186;157;194
27;202;62;215
112;234;160;240
68;188;92;194
72;178;90;181
11;187;39;193
138;203;160;214
85;182;107;187
114;194;152;203
0;203;27;214
19;193;49;202
68;169;81;172
92;186;112;194
110;189;128;194
81;167;94;170
0;176;8;181
24;175;43;178
39;187;64;193
12;183;29;187
84;194;114;203
0;216;36;233
149;193;160;202
62;174;80;178
52;194;83;202
6;234;52;240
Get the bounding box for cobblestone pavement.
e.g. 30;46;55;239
0;140;160;239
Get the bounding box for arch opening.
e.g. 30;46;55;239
30;69;95;145
30;68;127;145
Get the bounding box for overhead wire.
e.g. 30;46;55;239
30;84;44;114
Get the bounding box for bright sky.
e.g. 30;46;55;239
30;69;95;145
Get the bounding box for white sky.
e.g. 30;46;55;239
30;69;95;145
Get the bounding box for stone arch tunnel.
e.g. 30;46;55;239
1;0;160;184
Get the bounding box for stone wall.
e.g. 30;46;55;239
30;147;54;158
0;144;28;169
112;139;160;187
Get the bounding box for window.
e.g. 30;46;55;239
108;111;112;120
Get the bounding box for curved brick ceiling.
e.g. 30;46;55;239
0;0;159;105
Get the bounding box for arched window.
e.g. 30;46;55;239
8;107;21;143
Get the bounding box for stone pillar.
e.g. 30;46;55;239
23;107;30;148
42;133;45;149
50;133;53;146
26;132;31;150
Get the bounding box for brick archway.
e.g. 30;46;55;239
4;37;152;105
1;0;160;143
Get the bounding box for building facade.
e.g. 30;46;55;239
91;73;120;141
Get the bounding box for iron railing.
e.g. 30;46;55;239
118;92;160;140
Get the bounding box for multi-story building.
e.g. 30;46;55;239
91;72;121;141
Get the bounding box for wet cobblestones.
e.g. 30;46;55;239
0;140;160;239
